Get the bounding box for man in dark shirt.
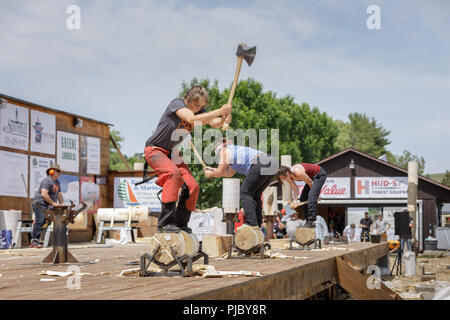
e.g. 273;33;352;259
400;212;414;252
359;212;373;242
31;164;64;247
144;85;231;233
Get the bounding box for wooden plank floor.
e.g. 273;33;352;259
0;241;388;300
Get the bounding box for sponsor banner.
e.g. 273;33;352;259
80;136;100;175
57;131;79;173
80;176;100;214
59;174;80;205
295;177;350;198
355;177;408;198
30;110;56;155
113;177;162;212
0;102;29;150
0;150;28;197
30;156;55;198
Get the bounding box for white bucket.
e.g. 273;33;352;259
0;210;21;242
403;251;416;276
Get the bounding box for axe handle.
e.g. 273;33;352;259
190;141;207;169
292;198;322;208
222;55;244;130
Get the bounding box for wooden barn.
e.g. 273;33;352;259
0;93;111;243
314;148;450;251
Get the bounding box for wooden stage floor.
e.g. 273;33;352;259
0;241;389;300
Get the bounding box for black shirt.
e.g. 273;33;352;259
145;98;205;151
360;217;373;232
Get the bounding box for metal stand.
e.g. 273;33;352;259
42;202;86;264
139;245;209;277
227;239;271;260
222;208;239;235
323;235;349;246
289;238;322;250
390;248;402;276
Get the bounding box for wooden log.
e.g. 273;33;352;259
269;238;292;250
202;234;233;257
235;226;264;251
294;227;316;245
180;230;200;257
149;232;185;265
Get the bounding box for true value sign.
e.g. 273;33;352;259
295;177;350;199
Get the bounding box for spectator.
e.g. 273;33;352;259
360;212;373;242
286;213;301;239
400;209;413;252
328;225;335;239
274;215;287;239
372;214;391;240
343;224;356;242
260;222;267;238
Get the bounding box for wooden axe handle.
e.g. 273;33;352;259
190;140;207;169
291;198;322;209
222;55;244;130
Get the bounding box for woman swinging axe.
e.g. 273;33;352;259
144;86;232;233
276;163;327;228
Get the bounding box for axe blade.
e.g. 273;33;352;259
236;43;256;66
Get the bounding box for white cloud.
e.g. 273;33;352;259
0;0;449;172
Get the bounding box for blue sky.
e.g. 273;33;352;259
1;0;449;173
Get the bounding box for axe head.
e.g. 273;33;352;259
236;43;256;66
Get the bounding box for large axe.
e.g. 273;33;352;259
221;43;256;130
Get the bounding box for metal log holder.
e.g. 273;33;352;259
139;244;209;277
42;201;87;264
227;241;272;260
289;238;322;250
323;235;349;246
221;208;240;235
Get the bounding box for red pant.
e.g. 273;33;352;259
144;146;199;211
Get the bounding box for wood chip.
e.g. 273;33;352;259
39;270;75;277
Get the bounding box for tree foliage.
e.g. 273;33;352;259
385;150;426;175
335;113;390;158
109;129;144;171
179;78;338;208
441;171;450;187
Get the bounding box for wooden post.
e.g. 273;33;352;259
263;186;277;241
109;134;132;171
281;155;292;205
408;161;418;247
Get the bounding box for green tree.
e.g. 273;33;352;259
335;113;390;157
441;171;450;187
385;150;426;175
109;129;144;170
179;78;339;209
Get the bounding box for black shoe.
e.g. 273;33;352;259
163;224;180;233
156;226;164;233
304;221;316;228
179;226;192;234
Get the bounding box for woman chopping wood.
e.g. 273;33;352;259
144;86;231;233
276;163;327;228
203;140;277;228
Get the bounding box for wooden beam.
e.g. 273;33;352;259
335;256;402;300
109;134;132;171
